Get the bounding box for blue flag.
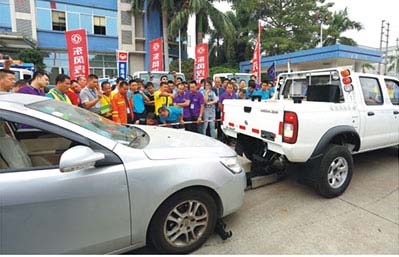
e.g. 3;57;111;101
267;62;276;82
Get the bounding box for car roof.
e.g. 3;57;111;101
0;92;48;107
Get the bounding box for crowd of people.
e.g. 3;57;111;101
0;65;276;140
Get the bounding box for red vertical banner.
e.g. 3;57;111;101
252;21;262;83
149;37;163;72
194;43;208;82
65;29;89;80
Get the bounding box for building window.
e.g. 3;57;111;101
52;10;66;31
93;16;106;35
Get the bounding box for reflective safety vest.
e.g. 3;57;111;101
47;88;72;104
111;92;134;124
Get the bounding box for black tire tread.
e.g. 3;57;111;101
315;144;353;198
148;188;217;254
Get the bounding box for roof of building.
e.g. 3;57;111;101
240;44;383;72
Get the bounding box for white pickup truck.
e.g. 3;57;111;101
221;67;399;198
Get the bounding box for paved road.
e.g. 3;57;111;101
130;146;399;254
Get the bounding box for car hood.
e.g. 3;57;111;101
135;125;236;160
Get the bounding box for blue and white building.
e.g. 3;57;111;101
240;44;387;76
0;0;185;80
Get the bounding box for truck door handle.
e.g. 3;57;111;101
244;106;252;113
367;111;375;116
394;111;399;115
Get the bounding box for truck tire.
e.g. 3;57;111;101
315;145;353;198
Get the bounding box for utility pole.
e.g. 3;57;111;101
320;18;324;47
384;22;390;75
378;20;385;74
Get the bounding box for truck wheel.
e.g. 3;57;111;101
315;145;353;198
148;189;217;254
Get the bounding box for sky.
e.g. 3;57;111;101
213;0;399;49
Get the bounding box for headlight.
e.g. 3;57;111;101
220;157;243;174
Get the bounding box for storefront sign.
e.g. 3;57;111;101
65;29;89;80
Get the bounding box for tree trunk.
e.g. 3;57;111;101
197;32;204;45
196;15;203;45
162;7;170;71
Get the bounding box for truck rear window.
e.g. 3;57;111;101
281;75;343;103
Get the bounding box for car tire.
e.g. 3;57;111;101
315;145;353;198
148;189;217;254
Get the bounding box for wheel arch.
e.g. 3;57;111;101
311;126;361;158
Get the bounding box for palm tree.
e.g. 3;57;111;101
323;8;363;46
169;0;235;45
132;0;174;71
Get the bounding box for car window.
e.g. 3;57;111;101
0;118;75;172
360;77;383;105
384;79;399;105
28;100;138;146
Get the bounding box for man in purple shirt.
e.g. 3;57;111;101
219;82;237;112
173;83;191;130
218;82;237;143
186;80;204;133
18;70;49;96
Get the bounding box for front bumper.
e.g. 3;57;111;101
216;170;246;217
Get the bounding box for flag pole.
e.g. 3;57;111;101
258;20;261;84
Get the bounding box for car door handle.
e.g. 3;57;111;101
367;111;375;116
394;111;399;115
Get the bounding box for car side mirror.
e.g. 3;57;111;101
59;146;105;173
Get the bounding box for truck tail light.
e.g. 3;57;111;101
283;111;298;144
341;69;352;85
342;76;352;84
340;69;351;77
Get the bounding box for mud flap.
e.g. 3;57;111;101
298;155;323;187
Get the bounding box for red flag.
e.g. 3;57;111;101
65;29;89;80
194;43;209;82
252;21;262;83
149;38;163;71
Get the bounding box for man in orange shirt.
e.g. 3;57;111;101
66;80;81;106
112;81;134;124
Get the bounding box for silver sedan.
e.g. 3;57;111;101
0;93;246;254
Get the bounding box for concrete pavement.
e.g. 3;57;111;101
194;146;399;254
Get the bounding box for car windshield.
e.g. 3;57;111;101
28;100;137;145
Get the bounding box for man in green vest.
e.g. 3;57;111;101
46;74;72;104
